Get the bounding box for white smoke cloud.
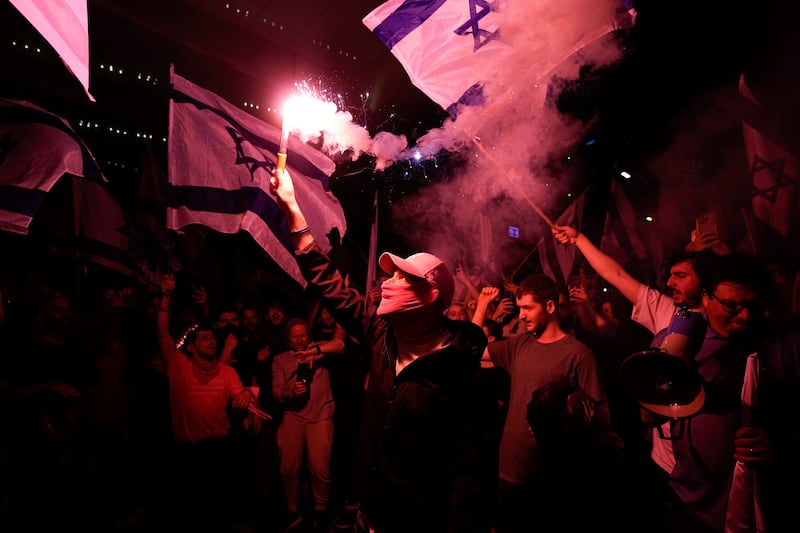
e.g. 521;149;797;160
293;0;633;276
372;131;409;171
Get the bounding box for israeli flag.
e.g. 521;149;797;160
364;0;637;115
10;0;94;101
0;98;104;235
363;0;507;115
167;68;347;287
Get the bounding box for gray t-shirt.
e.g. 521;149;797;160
272;350;335;423
489;333;604;486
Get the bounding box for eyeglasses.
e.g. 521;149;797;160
708;292;761;314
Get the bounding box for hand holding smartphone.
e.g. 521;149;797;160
695;212;718;237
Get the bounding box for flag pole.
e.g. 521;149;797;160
365;188;379;295
471;137;555;228
511;242;540;280
71;178;84;317
740;207;759;255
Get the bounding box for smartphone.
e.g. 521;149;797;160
695;212;718;236
296;361;313;385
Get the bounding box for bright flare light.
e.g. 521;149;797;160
276;92;338;171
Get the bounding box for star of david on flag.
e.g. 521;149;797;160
167;68;347;287
740;74;799;239
363;0;506;114
363;0;637;115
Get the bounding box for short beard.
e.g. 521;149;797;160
196;349;218;362
526;321;546;337
682;290;702;308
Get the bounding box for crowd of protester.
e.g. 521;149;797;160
1;171;799;533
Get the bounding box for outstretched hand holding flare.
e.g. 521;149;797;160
271;168;315;250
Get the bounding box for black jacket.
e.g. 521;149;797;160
296;242;499;533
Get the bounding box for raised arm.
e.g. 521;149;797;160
269;167;313;249
552;225;644;305
156;274;179;366
324;322;347;355
685;229;731;256
269;167;369;338
191;285;210;320
472;286;499;328
472;287;500;367
569;284;606;334
294;323;347;368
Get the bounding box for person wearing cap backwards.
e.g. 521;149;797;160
270;168;499;533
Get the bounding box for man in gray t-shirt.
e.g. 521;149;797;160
485;274;607;533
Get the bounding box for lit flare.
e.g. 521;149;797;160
276;92;338;171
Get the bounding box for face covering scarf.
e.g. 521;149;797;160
377;277;438;316
376;277;453;359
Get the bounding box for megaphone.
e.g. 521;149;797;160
619;348;706;421
619;309;707;440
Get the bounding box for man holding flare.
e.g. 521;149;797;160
269;166;499;533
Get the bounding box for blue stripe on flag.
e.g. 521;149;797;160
446;82;486;118
47;234;137;273
166;184;291;247
171;89;333;192
372;0;447;49
0;105;103;181
0;185;47;216
81;238;138;272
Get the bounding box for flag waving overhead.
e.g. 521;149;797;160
538;191;585;288
600;180;647;265
168;69;347;287
130;145;182;285
363;0;636;114
72;179;137;277
740;74;799;241
30;176;137;279
0;97;104;235
10;0;94;101
363;0;506;113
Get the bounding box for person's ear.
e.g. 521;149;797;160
545;299;556;314
430;287;440;304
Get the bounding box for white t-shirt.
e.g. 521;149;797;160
632;285;680;473
631;285;678;334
